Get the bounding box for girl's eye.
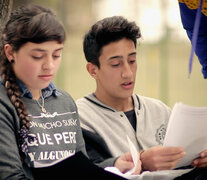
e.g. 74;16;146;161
53;55;61;59
32;56;43;60
53;51;62;59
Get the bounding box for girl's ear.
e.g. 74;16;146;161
4;44;15;63
86;62;99;80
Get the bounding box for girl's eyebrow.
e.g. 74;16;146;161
31;48;46;52
54;47;64;51
31;47;64;52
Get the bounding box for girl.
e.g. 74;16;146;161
0;4;87;179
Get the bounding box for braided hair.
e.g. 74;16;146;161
0;4;66;155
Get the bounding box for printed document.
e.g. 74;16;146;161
163;102;207;168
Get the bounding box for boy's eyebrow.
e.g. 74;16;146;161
129;52;136;56
108;55;123;60
108;52;136;60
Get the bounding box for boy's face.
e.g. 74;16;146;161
94;38;137;102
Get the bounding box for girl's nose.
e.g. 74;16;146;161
42;56;54;70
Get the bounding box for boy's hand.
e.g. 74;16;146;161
192;149;207;168
114;152;141;175
140;145;185;171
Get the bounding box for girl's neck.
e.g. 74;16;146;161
30;89;41;100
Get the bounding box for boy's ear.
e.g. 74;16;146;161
86;62;98;79
4;44;15;62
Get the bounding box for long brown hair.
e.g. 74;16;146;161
0;4;66;155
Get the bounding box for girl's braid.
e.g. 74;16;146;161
0;61;31;154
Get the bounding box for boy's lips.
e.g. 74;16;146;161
121;81;134;89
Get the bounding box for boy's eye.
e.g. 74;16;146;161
129;60;136;64
111;63;120;67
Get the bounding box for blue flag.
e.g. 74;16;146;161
179;0;207;79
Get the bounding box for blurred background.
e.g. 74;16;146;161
13;0;207;108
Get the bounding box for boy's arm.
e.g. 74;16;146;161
82;129;116;167
82;129;141;174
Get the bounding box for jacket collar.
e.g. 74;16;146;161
84;93;141;112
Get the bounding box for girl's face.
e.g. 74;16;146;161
5;41;64;99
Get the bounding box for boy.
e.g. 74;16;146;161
76;16;207;178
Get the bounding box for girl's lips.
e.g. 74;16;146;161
39;75;53;81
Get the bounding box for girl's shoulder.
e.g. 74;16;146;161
0;84;12;104
55;88;74;100
55;88;76;107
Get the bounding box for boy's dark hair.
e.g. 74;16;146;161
83;16;141;68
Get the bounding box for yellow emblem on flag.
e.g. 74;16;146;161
178;0;207;16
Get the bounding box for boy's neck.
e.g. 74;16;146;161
94;92;134;112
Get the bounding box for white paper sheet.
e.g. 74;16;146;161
105;134;193;179
125;136;140;175
163;102;207;168
105;135;140;179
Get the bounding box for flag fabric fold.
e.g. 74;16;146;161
179;0;207;79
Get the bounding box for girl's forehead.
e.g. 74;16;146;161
20;41;64;52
